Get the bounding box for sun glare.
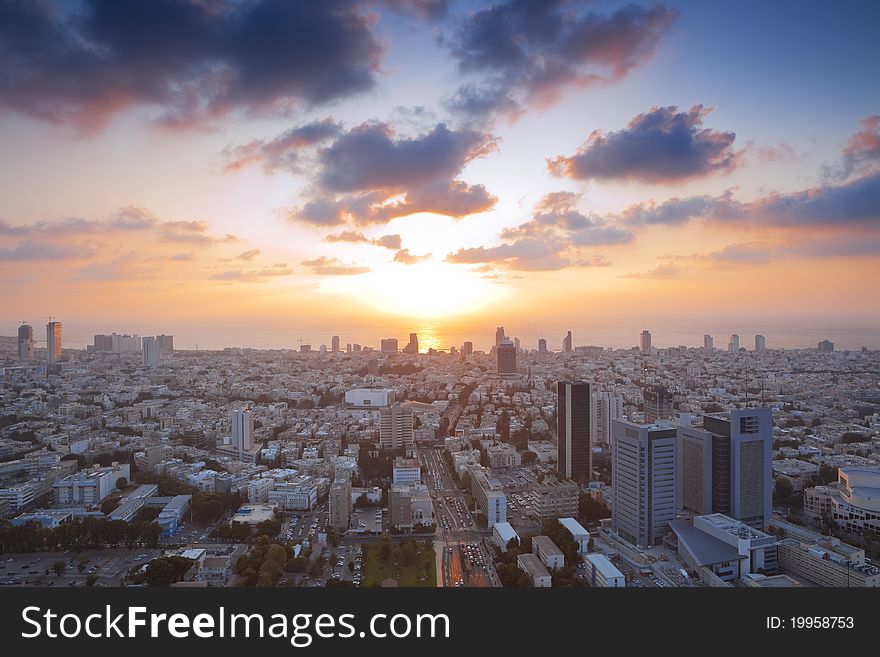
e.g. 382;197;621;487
318;262;506;319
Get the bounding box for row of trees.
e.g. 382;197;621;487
0;516;161;553
234;535;289;587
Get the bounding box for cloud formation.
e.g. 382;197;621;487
446;191;630;271
841;115;880;178
442;1;676;119
302;256;370;276
393;248;431;264
211;263;293;283
284;122;498;225
222;118;343;172
324;231;403;250
0;1;383;132
548;105;739;183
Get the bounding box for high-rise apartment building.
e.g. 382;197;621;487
461;341;473;357
704;334;713;351
329;479;352;531
402;333;419;354
379;404;414;449
677;408;773;529
591;391;623;448
557;381;591;483
495;326;506;347
46;321;62;364
562;331;572;353
380;338;399;353
755;335;766;352
331;335;340;353
818;340;834;353
611;419;678;548
17;324;34;361
644;385;672;423
497;338;516;374
728;334;740;352
640;330;652;355
231;405;254;461
142;336;160;367
537;338;548;361
157;335;174;352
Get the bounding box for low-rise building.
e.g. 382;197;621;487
517;552;551;587
584;553;625;587
532;535;565;570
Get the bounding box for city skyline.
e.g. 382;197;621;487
0;0;878;332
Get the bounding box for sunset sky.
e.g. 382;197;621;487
1;0;879;349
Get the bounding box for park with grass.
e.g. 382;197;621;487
362;534;436;587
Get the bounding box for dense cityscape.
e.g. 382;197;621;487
1;322;877;589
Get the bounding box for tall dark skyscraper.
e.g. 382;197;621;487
677;408;773;529
495;326;505;347
557;381;591;483
563;331;572;353
18;324;34;361
497;338;516;374
461;341;473;357
46;321;62;365
644;385;671;423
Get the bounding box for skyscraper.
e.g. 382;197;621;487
611;419;678;548
46;321;62;365
728;334;740;352
380;338;399;353
402;333;419;354
644;385;671;423
329;478;352;531
156;335;174;352
380;404;414;449
495;326;506;347
231;405;254;462
462;341;473;357
818;340;834;353
331;335;340;353
497;338;516;374
17;324;34;361
677;408;773;529
755;334;766;352
640;330;652;355
537;338;548;361
562;331;572;353
703;334;714;351
142;336;160;367
557;381;591;483
591;391;623;448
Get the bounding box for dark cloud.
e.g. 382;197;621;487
302;256;370;275
375;0;449;20
442;1;675;119
284;121;498;225
223;118;342;172
619;171;880;228
316;122;495;192
548;105;739;183
446;237;571;271
324;231;403;249
236;248;261;260
393;248;431;264
0;1;383;132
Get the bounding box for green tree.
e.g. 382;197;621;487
773;476;794;501
85;573;98;587
52;560;66;577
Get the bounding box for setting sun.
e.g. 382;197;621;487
317;262;507;320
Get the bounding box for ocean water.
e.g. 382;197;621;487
53;319;880;352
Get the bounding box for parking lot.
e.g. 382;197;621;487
0;548;162;586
